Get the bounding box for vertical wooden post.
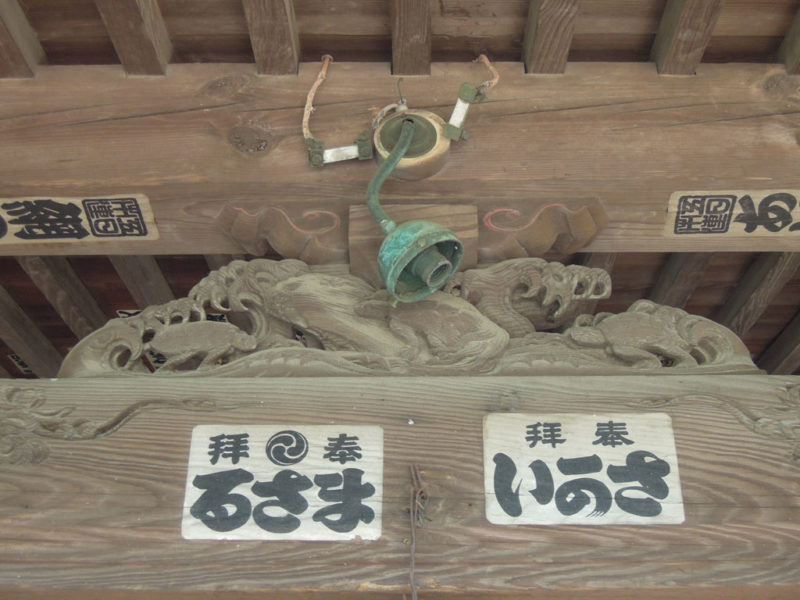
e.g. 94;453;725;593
651;0;724;74
391;0;431;75
95;0;173;75
522;0;579;74
242;0;300;75
0;0;45;77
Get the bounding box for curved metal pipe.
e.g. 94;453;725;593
366;118;416;234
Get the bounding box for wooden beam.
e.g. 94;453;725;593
2;375;800;597
715;253;800;338
242;0;300;75
649;252;714;308
778;7;800;74
1;63;800;256
391;0;431;75
522;0;580;74
109;255;175;309
0;283;61;377
94;0;172;75
0;0;44;77
758;307;800;374
651;0;724;74
16;256;108;339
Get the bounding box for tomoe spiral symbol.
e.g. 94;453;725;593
265;430;309;466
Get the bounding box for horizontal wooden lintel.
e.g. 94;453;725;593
0;62;799;256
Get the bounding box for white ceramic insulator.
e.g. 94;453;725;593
448;98;471;128
323;144;360;164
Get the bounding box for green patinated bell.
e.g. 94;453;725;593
378;219;463;303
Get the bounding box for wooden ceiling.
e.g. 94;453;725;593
1;0;800;378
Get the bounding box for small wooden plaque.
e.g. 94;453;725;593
348;204;478;288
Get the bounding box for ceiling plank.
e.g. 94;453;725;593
648;252;714;308
391;0;431;75
0;283;62;377
523;0;580;74
109;255;175;309
242;0;300;75
651;0;724;74
0;0;45;77
778;7;800;74
757;307;800;374
16;256;108;339
714;252;800;338
94;0;172;75
0;63;799;255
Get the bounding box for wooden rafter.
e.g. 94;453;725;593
0;363;9;378
778;7;800;74
522;0;580;74
16;256;108;339
715;253;800;338
242;0;300;75
94;0;172;75
652;0;724;74
391;0;431;75
0;283;62;377
204;254;245;271
109;255;175;309
649;252;714;308
0;0;44;78
758;307;800;374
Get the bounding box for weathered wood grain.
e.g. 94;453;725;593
0;375;799;598
778;7;800;74
0;283;62;377
242;0;300;75
758;307;800;374
391;0;431;74
15;255;107;338
94;0;172;74
715;252;800;337
0;63;799;256
652;0;724;74
109;255;175;308
522;0;579;74
649;252;714;308
0;0;45;77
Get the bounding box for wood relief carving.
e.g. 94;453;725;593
59;258;757;378
215;204;347;263
0;387;231;465
215;198;607;262
478;198;609;262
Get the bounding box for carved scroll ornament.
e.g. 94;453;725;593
59;258;757;378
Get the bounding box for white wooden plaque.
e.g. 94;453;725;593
484;413;684;525
665;190;800;237
182;424;383;540
0;194;159;245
